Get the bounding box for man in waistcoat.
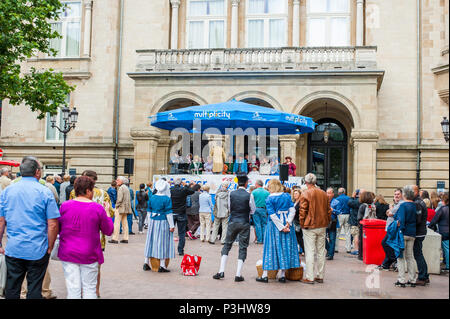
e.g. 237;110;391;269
212;174;256;282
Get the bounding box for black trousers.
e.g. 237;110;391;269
294;224;305;253
381;234;397;268
5;253;49;299
358;224;363;260
221;221;250;261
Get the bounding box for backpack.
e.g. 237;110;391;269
186;195;192;208
363;203;377;219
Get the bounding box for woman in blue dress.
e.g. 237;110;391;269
256;179;300;283
143;179;175;272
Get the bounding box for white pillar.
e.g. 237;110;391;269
356;0;364;46
83;1;93;57
231;0;240;48
293;0;300;47
170;0;181;49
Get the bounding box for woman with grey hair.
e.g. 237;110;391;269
393;185;418;287
210;182;230;244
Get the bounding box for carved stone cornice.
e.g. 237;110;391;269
439;89;449;105
350;130;379;143
130;127;161;140
231;0;240;6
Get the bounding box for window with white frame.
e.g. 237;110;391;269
49;1;81;57
246;0;288;48
45;95;70;141
187;0;227;49
307;0;350;46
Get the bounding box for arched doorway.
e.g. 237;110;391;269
308;118;348;190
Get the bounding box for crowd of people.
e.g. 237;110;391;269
0;156;449;299
168;153;296;176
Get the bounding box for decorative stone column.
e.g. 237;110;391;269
231;0;240;48
279;135;299;167
83;0;93;57
292;0;300;47
350;130;378;192
170;0;181;49
356;0;364;46
130;127;161;188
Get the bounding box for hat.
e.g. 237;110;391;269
155;179;170;196
285;156;292;160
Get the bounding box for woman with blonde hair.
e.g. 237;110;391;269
256;179;300;283
430;191;440;210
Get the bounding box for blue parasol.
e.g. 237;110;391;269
149;99;316;135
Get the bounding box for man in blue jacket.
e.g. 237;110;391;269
334;187;351;253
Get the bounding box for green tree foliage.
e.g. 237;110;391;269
0;0;75;119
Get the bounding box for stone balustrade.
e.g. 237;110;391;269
136;46;378;73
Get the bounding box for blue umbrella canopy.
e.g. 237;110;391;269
149;99;316;135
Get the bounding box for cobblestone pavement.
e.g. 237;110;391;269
3;221;449;299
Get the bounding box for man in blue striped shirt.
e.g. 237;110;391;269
0;156;60;299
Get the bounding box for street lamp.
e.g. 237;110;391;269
441;116;449;143
51;107;78;175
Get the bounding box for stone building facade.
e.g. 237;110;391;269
0;0;448;200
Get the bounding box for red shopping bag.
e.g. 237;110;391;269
180;254;202;276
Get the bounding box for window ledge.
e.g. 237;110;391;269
27;56;91;62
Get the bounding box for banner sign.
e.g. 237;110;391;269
153;174;304;194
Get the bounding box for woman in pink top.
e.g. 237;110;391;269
58;176;114;299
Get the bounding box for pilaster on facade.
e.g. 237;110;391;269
351;130;378;192
293;0;300;47
83;0;93;57
356;0;364;46
231;0;240;48
280;135;300;164
170;0;181;50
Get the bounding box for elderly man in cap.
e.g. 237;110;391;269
213;174;256;282
170;178;195;256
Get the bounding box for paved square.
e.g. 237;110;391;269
27;222;449;299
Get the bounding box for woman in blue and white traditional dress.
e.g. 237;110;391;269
143;179;175;273
256;179;300;283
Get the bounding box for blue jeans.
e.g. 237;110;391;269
253;208;267;243
442;239;449;269
173;214;187;255
326;229;337;257
413;236;429;280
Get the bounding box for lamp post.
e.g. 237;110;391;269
50;106;78;175
441;116;449;143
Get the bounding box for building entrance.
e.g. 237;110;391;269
308;119;347;190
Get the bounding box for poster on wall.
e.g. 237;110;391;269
153;174;304;194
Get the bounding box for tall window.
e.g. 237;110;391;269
246;0;287;48
307;0;350;46
49;1;81;57
187;0;226;49
45;95;70;141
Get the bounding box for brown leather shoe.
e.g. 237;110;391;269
314;278;324;283
300;278;315;284
415;279;426;286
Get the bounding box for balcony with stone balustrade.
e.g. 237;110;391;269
134;46;379;74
